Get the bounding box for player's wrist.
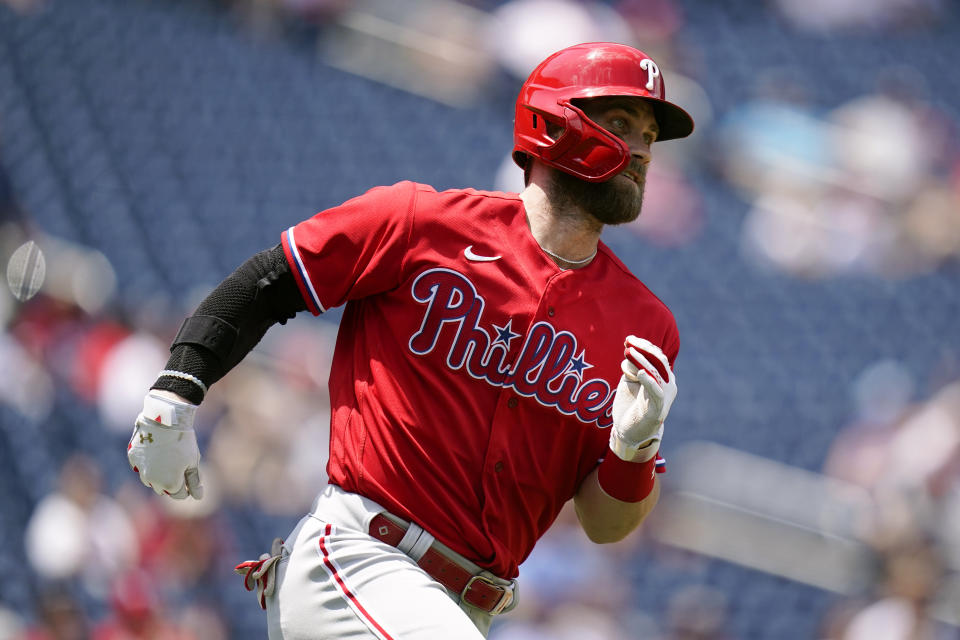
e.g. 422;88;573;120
597;448;658;502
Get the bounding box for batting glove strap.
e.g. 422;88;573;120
609;425;663;462
141;390;197;429
235;538;285;610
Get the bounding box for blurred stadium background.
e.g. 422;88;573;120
1;0;959;638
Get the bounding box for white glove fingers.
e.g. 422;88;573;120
624;336;672;383
631;367;666;403
185;466;204;500
624;347;666;388
167;484;189;499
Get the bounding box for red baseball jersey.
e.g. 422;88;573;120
281;181;679;579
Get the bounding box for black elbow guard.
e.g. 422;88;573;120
155;244;307;402
171;315;239;362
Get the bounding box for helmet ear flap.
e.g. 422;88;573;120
529;113;564;142
514;104;575;165
514;99;630;183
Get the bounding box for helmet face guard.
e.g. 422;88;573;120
512;42;695;183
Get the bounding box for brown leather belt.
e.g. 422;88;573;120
368;514;514;614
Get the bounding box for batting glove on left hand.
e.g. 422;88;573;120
127;390;203;500
610;336;678;462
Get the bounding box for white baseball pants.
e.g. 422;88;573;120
263;485;504;639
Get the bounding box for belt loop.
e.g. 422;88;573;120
396;522;424;555
407;529;435;562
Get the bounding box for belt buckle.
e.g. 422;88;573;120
461;574;514;615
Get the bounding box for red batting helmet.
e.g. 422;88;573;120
512;42;695;182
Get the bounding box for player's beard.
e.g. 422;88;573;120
548;163;646;226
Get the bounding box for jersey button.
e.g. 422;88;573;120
507;397;518;409
494;461;504;473
547;306;556;317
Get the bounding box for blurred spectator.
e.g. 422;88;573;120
614;0;685;47
202;325;333;514
726;67;960;279
771;0;945;33
94;329;169;434
516;503;635;614
665;585;732;640
486;0;633;81
119;489;228;600
717;73;877;278
627;160;705;247
740;187;893;279
827;74;941;206
713;72;832;198
206;361;327;512
828;375;959;504
0;0;44;14
488;502;647;640
0;605;25;640
103;490;230;639
24;454;138;600
19;586;89;640
841;537;951;640
90;570;207;640
898;181;960;274
0;324;54;421
824;368;960;636
491;604;636;640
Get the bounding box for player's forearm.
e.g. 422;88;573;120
151;244;307;403
573;464;660;543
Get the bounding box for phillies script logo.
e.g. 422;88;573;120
408;268;614;428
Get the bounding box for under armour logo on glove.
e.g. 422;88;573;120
140;433;153;444
235;538;285;609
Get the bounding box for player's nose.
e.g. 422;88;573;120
627;134;652;165
631;144;651;166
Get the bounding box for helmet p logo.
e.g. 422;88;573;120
640;59;660;92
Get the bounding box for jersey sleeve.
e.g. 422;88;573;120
281;181;417;315
663;317;680;368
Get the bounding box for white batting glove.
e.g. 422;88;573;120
127;390;204;500
610;336;678;462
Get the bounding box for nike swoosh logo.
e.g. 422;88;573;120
464;245;501;262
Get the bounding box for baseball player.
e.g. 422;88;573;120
126;42;694;639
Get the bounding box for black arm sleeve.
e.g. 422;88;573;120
151;243;309;404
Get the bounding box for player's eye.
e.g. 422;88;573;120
610;117;628;131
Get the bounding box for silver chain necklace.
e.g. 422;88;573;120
541;246;598;265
